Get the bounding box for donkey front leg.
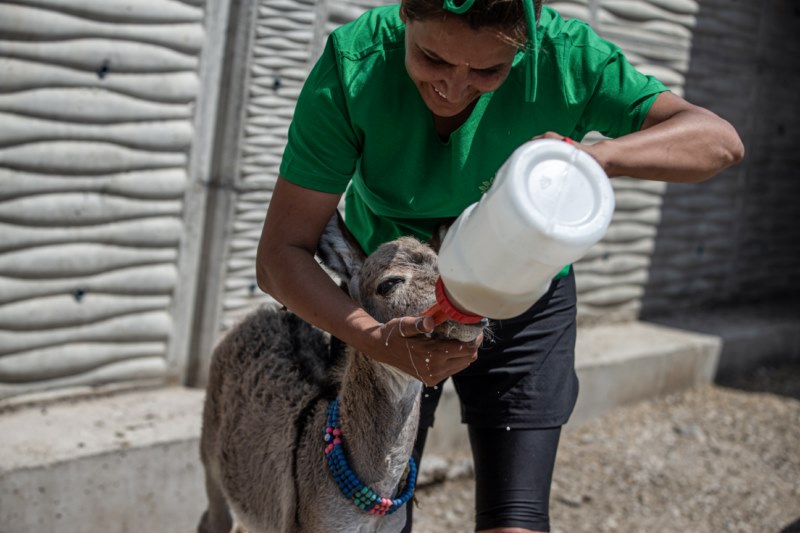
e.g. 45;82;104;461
197;469;233;533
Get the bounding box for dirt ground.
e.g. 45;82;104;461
411;364;800;533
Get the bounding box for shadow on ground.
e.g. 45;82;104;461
780;516;800;533
715;363;800;402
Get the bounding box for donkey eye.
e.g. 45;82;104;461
376;277;404;296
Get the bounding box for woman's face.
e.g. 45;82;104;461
402;12;519;118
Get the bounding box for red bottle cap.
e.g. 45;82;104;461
421;278;485;325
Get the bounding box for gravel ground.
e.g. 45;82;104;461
412;364;800;533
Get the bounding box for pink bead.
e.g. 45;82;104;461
325;444;333;454
333;428;341;436
333;438;342;445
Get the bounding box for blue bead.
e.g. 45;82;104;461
324;397;417;516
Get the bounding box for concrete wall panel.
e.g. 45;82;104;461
0;0;227;400
640;0;800;316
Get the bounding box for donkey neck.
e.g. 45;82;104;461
337;348;422;496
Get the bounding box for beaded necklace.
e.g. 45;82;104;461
324;398;418;515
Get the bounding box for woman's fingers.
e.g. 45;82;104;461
417;336;481;387
397;316;434;338
379;316;481;386
416;316;435;334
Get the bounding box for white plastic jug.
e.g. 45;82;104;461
431;139;615;321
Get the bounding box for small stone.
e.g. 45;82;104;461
555;493;583;508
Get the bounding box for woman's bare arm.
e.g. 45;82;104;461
541;92;745;183
257;177;374;343
256;177;479;385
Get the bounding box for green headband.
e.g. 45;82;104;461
442;0;538;101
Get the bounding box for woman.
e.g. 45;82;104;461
256;0;744;531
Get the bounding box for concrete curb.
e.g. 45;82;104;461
0;388;207;533
571;321;721;424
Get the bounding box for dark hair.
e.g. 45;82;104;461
401;0;542;48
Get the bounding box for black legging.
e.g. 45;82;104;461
402;418;561;532
402;271;575;532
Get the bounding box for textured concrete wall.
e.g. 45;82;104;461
0;0;229;400
641;0;800;316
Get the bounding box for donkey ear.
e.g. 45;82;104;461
426;217;457;254
316;211;367;291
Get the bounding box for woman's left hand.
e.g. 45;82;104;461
533;131;578;144
531;131;606;171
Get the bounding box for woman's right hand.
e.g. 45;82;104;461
375;315;482;387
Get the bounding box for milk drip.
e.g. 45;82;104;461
424;139;615;322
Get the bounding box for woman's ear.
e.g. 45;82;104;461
399;4;408;23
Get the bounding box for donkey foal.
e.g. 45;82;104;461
198;216;483;533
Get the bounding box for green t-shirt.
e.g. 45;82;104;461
280;5;668;265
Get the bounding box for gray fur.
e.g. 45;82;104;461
315;211;366;296
198;215;482;533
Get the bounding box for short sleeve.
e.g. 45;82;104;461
279;37;362;194
561;26;669;138
582;52;668;137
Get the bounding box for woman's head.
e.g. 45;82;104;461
401;0;541;117
402;0;542;48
